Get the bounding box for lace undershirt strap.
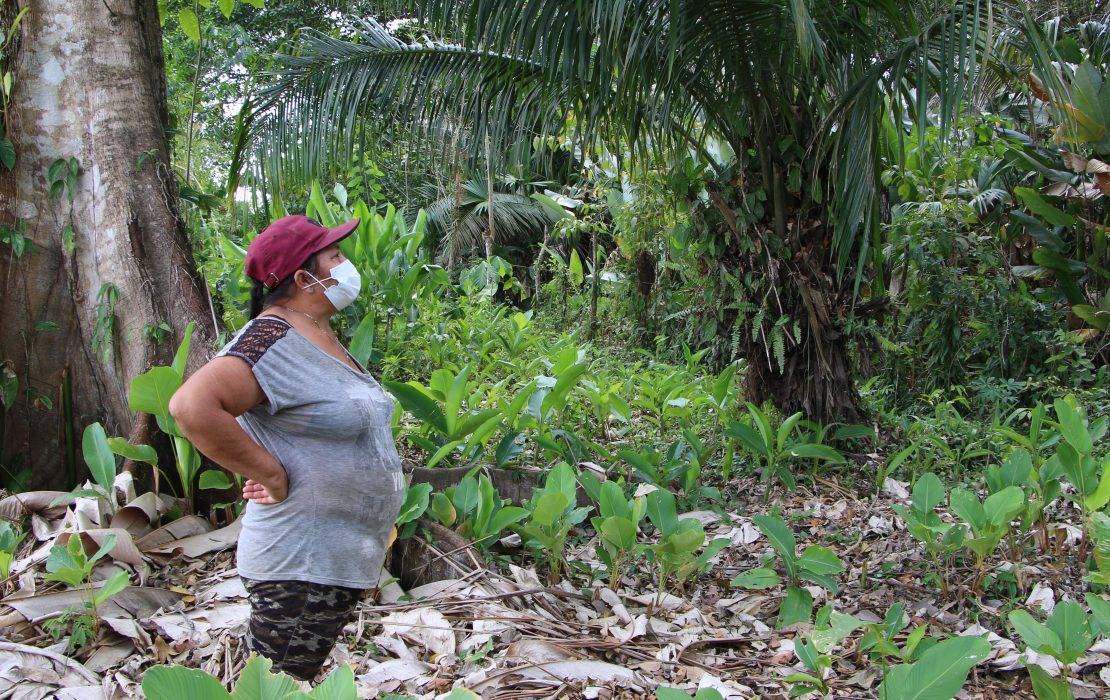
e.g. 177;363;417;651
225;317;292;367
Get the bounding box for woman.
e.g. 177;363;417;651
169;214;404;681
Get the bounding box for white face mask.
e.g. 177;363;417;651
302;259;362;312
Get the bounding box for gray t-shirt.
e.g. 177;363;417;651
216;316;404;588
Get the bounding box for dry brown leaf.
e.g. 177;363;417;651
0;491;70;520
144;518;240;558
378;608;457;656
1;585;183;623
0;641;101;697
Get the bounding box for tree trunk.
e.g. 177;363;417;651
0;0;214;490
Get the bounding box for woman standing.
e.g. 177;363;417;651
170;215;404;681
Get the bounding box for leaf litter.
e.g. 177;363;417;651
0;473;1107;699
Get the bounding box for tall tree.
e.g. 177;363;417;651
251;0;997;422
0;0;213;489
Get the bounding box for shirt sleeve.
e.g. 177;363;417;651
215;317;295;414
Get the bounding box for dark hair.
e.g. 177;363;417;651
249;256;318;319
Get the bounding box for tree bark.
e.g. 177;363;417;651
0;0;214;490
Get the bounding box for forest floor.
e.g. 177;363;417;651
1;470;1107;699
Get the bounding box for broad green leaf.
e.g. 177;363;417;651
730;566;781;589
395;483;432;526
1085;457;1110;511
178;9;200;43
1054;396;1092;455
795;637;820;672
949;489;986;532
778;585;813;628
1015;187;1076;227
306;664;357;700
349;313;376;366
753;513;798;580
172;322;195;378
230;655;298;699
88;533;117;565
129;366;182;417
912;473;946;513
599;481;631;520
983;486;1024;527
1045;601;1091;658
218;0;235;20
568;248;584;285
1083;594;1110;637
600;516;638;552
1009;610;1062;655
143;664;231;700
787;443;846;463
1026;663;1074;700
531;492;569;528
798;545;845;592
724;421;768;457
646;489;680;537
486;506;528;536
879;635;991;700
430;492;456;527
107;438;158;466
93;570;129;605
198;470;234;490
811;611;865;653
82;422;117;493
382;380;447;435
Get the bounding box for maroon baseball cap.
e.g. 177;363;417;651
245;215;360;288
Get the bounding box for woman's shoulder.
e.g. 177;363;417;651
219;316;294;367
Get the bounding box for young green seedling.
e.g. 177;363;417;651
589;480;646;590
730;512;845;628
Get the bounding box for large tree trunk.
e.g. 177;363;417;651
0;0;214;490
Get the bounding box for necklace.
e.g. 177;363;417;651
275;305;350;359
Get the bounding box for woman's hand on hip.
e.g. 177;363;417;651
243;467;288;504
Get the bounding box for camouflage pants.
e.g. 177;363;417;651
241;577;364;681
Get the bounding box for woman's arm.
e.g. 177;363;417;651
168;356;288;503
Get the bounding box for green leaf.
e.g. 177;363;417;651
485;506;528;536
778;585;813;628
1009;610;1063;656
599;481;632;520
912;473;946;513
230;655;299;699
811;611;865;653
349;313;376;366
93;570;129;606
724;421;768;457
178;8;201;43
1045;601;1091;658
143;664;232;700
1015;187;1076;227
730;566;782;589
198;470;234;490
798;545;845;592
753;513;798;579
795;637;820;672
129;366;182;417
171;322;195;378
600;516;638;553
879;635;991;700
983;486;1024;527
786;443;846;463
218;0;235;19
1054;396;1092;455
1026;663;1074;700
308;664;356;700
395;483;432;527
1084;594;1110;637
645;488;680;537
0;138;14;170
382;380;447;435
949;489;986;532
531;492;569;528
82;422;117;493
107;438;158;466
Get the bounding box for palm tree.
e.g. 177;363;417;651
250;0;1001;422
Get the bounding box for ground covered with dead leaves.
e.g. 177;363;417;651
1;469;1107;699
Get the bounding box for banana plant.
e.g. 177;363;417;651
384;365;504;467
788;608;866;696
948;485;1024;571
589;481;646;590
128;322;201;511
878;635;991;700
1009;601;1099;699
891;473;966;595
516;462;592;583
428;473;527;549
144;654;359;700
725;402;846;500
1048;395;1110;525
645;489;729;598
730;513;844;628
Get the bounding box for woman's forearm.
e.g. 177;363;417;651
170;398;284;487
